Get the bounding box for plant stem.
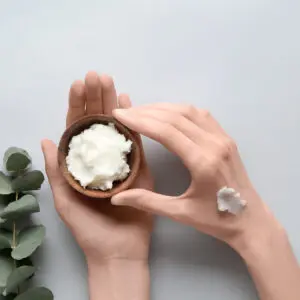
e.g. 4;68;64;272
12;192;18;249
12;192;20;294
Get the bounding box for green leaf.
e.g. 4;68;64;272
14;287;53;300
0;255;14;293
0;220;14;232
0;173;13;196
3;147;31;173
5;266;35;294
11;171;44;192
11;225;45;260
0;195;15;225
0;195;39;220
0;230;12;250
16;257;35;280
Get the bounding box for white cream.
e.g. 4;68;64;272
217;186;247;215
66;123;132;191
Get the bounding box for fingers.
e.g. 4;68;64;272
41;139;73;214
67;72;117;120
113;108;200;169
111;189;182;218
118;93;132;109
127;107;210;146
85;71;103;114
142;103;226;137
117;94;151;181
66;80;86;127
100;75;117;115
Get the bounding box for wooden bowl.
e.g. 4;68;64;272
57;114;141;199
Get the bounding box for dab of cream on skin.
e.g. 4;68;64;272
66;123;132;191
217;186;247;215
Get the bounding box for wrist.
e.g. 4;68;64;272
229;208;300;300
87;259;150;300
227;199;286;260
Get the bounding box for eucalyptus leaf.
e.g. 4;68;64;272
11;171;44;192
0;230;12;250
0;255;14;293
16;257;35;280
0;173;13;195
0;200;5;225
11;225;45;260
0;195;15;224
0;220;14;232
3;148;31;173
14;287;53;300
0;195;39;220
5;266;36;294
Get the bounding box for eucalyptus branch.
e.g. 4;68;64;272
0;147;53;300
12;193;18;251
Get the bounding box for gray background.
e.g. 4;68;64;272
1;1;300;299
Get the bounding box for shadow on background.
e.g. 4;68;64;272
145;139;258;299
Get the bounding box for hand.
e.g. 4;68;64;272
111;103;282;251
111;104;300;300
41;72;153;265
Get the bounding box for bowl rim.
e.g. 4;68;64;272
57;114;141;199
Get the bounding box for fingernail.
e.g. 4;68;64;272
111;196;123;206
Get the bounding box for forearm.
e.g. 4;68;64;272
245;234;300;300
87;259;150;300
231;208;300;300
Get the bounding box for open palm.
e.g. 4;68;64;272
42;72;153;263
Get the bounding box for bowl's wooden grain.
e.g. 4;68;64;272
57;114;141;199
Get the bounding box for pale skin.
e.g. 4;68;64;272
42;73;300;300
42;72;153;300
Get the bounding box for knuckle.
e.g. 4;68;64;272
183;104;198;118
218;138;237;160
164;112;178;126
173;114;187;129
198;109;211;119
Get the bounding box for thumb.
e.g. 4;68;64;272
111;189;182;218
41;139;72;212
41;139;65;188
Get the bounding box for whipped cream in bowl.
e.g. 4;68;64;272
58;115;141;199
